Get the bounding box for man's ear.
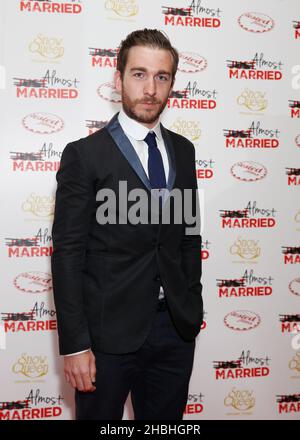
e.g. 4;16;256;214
114;70;122;94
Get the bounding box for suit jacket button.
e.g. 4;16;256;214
157;243;162;250
154;275;160;281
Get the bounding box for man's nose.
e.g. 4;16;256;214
144;77;156;95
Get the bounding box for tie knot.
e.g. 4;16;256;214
144;131;157;148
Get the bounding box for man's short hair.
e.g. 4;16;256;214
117;28;179;82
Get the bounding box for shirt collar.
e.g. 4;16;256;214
118;108;162;141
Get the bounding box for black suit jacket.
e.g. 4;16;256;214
51;113;203;355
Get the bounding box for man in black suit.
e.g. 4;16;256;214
51;28;203;420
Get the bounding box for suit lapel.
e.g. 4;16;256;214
105;112;177;204
160;123;176;194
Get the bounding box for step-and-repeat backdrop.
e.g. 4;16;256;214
0;0;299;420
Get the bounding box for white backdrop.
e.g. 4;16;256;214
0;0;299;420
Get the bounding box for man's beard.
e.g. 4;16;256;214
121;89;169;125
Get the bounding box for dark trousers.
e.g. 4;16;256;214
75;299;196;420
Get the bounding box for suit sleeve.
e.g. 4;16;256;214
51;141;94;355
180;141;203;300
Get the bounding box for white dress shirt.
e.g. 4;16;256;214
118;109;169;182
65;109;169;356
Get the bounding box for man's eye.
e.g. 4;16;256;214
157;75;168;81
133;72;144;78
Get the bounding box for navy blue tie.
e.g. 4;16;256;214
144;131;166;190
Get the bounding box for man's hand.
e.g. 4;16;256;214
64;350;97;392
